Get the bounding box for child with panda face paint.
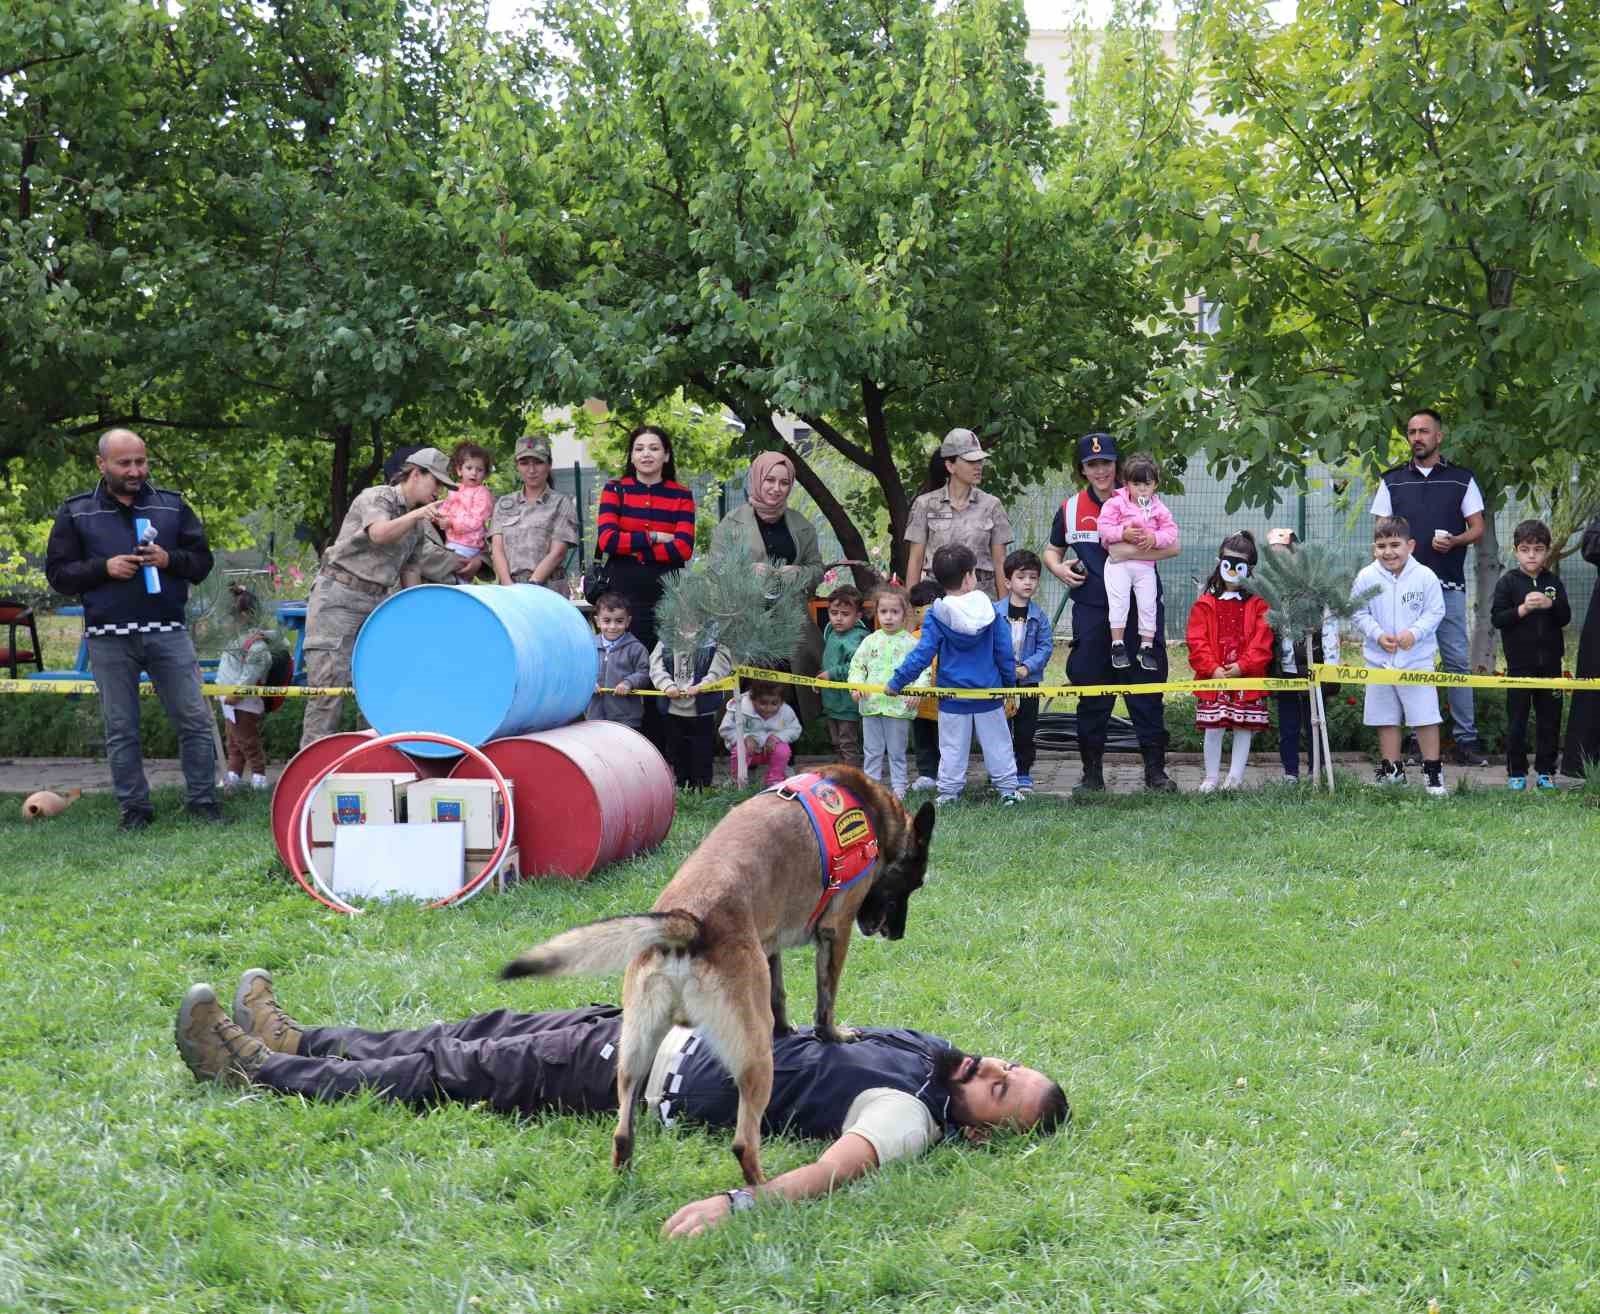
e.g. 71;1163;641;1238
1185;531;1275;791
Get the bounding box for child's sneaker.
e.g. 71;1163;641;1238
1220;774;1243;791
1000;791;1025;806
1137;647;1159;672
1282;773;1300;784
250;774;269;792
1014;773;1034;795
910;776;938;793
1372;759;1406;786
934;794;961;807
222;771;241;794
1536;773;1557;791
1507;775;1527;792
1422;759;1447;797
1198;777;1218;793
1109;640;1130;669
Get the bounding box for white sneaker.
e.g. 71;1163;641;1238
1221;775;1243;792
934;794;961;807
1198;778;1218;793
222;771;241;794
911;776;938;793
250;774;269;791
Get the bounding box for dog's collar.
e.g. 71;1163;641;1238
766;772;880;932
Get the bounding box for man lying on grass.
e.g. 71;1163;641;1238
175;971;1069;1238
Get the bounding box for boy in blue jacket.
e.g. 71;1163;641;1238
887;544;1022;805
997;549;1054;794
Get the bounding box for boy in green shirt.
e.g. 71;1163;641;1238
820;585;868;767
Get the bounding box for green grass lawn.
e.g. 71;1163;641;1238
2;783;1599;1312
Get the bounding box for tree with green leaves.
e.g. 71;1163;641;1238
446;0;1170;581
2;0;509;556
1108;0;1600;666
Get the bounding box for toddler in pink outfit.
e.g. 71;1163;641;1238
438;441;495;559
1097;452;1180;671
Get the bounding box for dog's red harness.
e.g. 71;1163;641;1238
767;772;880;932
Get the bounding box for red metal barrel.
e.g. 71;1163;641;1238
270;730;424;872
448;722;675;878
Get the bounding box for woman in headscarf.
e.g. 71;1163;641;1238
712;450;827;719
711;451;825;595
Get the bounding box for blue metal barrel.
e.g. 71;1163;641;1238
352;584;598;756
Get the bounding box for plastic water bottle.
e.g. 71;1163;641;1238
135;519;161;594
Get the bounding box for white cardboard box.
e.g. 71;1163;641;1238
406;779;513;851
311;772;418;844
331;822;465;902
307;843;333;885
467;845;522;893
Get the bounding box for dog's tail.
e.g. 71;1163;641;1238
500;911;704;980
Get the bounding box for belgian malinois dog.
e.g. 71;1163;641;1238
502;764;936;1187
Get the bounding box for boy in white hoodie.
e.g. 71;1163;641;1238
886;544;1021;806
1350;515;1448;794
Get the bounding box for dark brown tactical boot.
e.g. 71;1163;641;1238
232;969;303;1055
175;984;269;1086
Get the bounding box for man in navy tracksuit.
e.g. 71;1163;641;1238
44;430;219;829
176;969;1070;1239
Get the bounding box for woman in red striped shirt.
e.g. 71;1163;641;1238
595;425;696;656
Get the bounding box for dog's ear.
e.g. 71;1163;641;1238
912;801;935;849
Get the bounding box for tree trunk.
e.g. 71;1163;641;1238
783;441;878;592
327;421;355;547
1471;512;1499;671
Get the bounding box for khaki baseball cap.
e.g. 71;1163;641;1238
405;447;458;487
939;427;989;461
514;435;553;462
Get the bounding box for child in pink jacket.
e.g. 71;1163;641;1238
1097;452;1180;670
438;441;495;561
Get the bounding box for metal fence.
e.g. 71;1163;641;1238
552;460;1594;644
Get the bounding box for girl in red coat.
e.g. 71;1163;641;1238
1187;531;1274;792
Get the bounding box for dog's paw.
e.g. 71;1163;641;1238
772;1022;794;1038
612;1134;634;1171
821;1025;860;1043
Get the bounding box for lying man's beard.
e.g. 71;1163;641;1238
932;1045;985;1090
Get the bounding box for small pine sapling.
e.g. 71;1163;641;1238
656;540;812;783
1245;540;1378;789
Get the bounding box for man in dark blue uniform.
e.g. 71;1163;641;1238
175;970;1069;1239
44;429;219;829
1043;433;1181;794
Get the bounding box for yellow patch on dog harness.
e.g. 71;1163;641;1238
767;772;880;932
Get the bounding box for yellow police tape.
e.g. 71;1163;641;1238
731;665;1315;699
1311;664;1600;692
0;680;352;697
6;664;1600;703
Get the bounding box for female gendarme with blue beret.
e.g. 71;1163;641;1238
1042;432;1180;794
